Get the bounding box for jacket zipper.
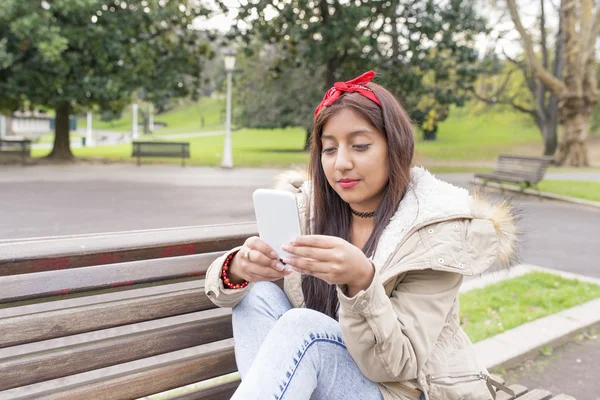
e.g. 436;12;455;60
427;373;515;397
427;372;486;386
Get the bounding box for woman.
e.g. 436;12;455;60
204;71;518;400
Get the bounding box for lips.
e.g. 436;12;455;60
338;179;360;189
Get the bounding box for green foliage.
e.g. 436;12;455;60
0;0;213;156
234;41;323;132
230;0;489;136
460;272;600;343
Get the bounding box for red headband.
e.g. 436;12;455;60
313;70;381;119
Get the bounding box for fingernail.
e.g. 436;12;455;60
270;251;278;258
281;244;290;252
289;238;297;245
282;258;291;265
275;262;284;271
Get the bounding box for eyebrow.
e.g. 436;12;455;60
321;129;373;140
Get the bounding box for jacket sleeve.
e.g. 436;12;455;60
204;246;254;308
336;268;462;383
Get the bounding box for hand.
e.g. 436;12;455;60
281;235;375;292
229;236;293;283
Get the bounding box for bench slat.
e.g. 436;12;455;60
0;253;222;303
496;384;528;400
0;281;217;348
0;223;256;276
516;389;553;400
548;395;576;400
167;380;240;400
0;339;236;400
474;173;526;184
0;309;232;391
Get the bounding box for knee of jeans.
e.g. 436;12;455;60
275;308;339;338
233;281;286;314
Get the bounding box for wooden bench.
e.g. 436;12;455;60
0;225;577;399
474;154;554;190
0;139;31;165
132;141;190;167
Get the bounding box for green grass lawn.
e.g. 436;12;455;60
78;97;226;135
497;180;600;203
537;180;600;202
415;106;541;161
34;100;564;168
32;127;310;167
460;271;600;343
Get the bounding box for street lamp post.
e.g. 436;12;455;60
221;50;236;169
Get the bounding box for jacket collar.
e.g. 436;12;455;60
371;167;472;268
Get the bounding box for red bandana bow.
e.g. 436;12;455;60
314;70;381;119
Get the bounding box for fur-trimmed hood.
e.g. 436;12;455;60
274;166;519;276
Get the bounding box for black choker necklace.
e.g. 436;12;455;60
350;208;376;218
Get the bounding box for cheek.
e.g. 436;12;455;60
320;156;336;183
365;148;389;186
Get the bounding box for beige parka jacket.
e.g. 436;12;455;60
205;167;519;400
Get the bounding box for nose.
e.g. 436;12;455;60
334;146;353;172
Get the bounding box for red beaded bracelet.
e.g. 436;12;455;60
222;251;249;290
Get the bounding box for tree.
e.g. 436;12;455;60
506;0;599;166
475;0;563;156
0;0;212;160
230;0;488;143
235;41;324;150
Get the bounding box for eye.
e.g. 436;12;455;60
322;147;336;154
353;144;371;151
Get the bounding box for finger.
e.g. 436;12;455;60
246;237;279;259
281;243;335;262
246;262;291;281
290;235;338;249
283;256;331;275
243;247;276;268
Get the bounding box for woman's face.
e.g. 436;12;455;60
320;108;389;213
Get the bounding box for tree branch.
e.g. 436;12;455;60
473;89;537;117
506;0;565;94
586;1;600;55
540;0;549;71
502;47;537;95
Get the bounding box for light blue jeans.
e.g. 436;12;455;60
230;281;385;400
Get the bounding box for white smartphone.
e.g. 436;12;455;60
252;189;302;263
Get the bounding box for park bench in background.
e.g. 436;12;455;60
132;141;190;167
474;154;554;190
0;225;577;399
0;139;31;165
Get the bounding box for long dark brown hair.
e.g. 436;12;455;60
302;81;415;319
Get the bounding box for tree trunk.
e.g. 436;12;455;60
541;121;558;156
139;109;149;135
556;101;590;166
304;127;312;151
48;102;74;160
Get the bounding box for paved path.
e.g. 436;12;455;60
502;330;600;400
1;165;599;278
